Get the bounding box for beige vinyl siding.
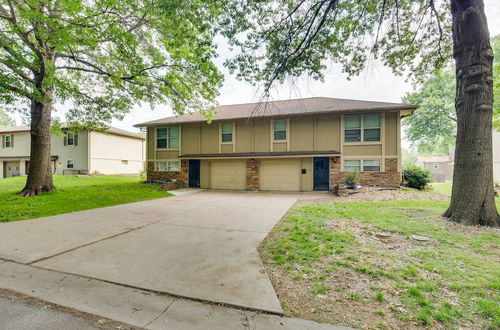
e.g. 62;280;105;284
290;117;314;151
156;150;180;159
272;142;287;152
384;112;398;156
260;159;301;191
253;120;271;152
235;121;252;152
182;124;201;154
343;144;382;156
301;158;313;191
200;159;210;188
220;144;234;153
201;124;219;153
89;131;144;174
147;128;155;159
210;160;246;189
316;114;340;151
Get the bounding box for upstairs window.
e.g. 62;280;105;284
344;114;381;142
221;123;233;143
273;120;287;141
157;127;179;149
64;132;78;146
2;135;13;148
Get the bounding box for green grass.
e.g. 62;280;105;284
430;181;453;196
262;199;500;329
0;175;171;222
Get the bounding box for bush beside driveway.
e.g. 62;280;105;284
0;175;170;222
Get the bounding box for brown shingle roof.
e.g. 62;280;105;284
0;125;144;140
135;97;416;126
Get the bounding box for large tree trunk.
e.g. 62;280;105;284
443;0;499;226
19;93;55;197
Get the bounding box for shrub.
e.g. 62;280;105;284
403;165;432;190
345;171;360;186
139;169;148;181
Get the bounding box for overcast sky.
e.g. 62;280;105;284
12;1;500;136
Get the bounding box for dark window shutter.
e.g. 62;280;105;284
10;135;14;148
64;134;67;146
74;134;78;146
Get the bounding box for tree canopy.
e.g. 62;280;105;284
222;0;452;94
0;109;14;127
0;0;223;124
402;68;456;154
403;34;499;154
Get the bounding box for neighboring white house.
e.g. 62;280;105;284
494;128;500;185
0;126;145;178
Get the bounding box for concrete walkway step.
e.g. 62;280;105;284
0;261;349;330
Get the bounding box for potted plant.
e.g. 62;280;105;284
345;171;361;189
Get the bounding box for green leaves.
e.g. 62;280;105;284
221;0;453;93
402;68;456;154
0;0;223;123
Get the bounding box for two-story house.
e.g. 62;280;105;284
0;126;145;178
136;97;416;191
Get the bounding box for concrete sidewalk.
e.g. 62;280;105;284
0;261;347;330
0;191;298;313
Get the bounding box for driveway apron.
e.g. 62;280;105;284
0;191;299;313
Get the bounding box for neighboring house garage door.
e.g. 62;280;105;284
210;160;246;190
260;159;301;191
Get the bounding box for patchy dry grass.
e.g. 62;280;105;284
260;197;500;329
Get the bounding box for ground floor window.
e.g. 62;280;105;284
67;159;74;169
156;161;180;172
343;159;381;172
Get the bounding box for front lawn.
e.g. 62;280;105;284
260;191;500;329
0;175;170;222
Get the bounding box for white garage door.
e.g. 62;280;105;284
260;159;301;191
210;160;246;190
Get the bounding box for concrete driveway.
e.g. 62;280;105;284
0;191;299;314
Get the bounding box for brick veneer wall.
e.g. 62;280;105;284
330;157;401;187
147;160;189;187
246;158;260;191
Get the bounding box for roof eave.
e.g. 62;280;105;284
134;105;418;127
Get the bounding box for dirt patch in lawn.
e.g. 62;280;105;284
260;200;500;329
296;187;448;207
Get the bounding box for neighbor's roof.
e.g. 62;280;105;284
0;125;145;140
416;156;451;163
135;97;417;126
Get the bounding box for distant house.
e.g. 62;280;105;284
494;128;500;184
0;126;145;178
135;97;416;191
415;156;454;183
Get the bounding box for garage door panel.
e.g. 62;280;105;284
260;159;301;191
210;160;246;190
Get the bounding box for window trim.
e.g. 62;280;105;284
342;158;383;172
272;119;288;142
3;135;13;148
156;126;180;150
156;160;180;172
343;113;383;144
220;122;234;144
67;159;74;169
67;132;75;146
